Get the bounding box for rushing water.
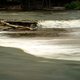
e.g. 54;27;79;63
0;10;80;61
0;10;80;20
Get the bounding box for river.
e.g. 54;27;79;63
0;10;80;80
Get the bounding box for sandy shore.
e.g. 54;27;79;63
0;46;80;80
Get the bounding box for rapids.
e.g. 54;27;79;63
0;10;80;61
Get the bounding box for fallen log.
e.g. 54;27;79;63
0;21;35;31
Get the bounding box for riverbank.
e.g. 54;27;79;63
0;46;80;80
0;7;66;11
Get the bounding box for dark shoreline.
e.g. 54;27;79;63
0;9;75;12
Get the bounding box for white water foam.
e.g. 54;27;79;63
0;19;80;61
37;20;80;28
0;35;80;61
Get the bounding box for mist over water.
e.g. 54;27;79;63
0;10;80;61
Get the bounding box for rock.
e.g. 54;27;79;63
74;7;80;10
53;7;65;10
